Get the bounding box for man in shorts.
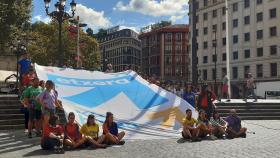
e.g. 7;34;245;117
182;109;201;142
23;78;43;138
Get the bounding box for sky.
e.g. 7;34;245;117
32;0;189;33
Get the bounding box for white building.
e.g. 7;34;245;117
189;0;280;97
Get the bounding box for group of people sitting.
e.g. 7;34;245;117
182;109;247;142
42;112;125;153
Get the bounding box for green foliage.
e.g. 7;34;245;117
28;21;101;70
0;0;32;53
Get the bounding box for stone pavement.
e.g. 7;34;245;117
0;120;280;158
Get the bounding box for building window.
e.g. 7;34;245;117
204;0;208;6
203;27;208;35
165;33;172;42
244;0;250;8
212;68;216;80
222;53;226;61
271;63;278;77
222;68;227;76
233;19;238;28
203;56;208;64
270;45;277;55
212;25;217;31
257;0;262;5
233;51;238;60
256;12;263;22
232;67;238;79
212;54;217;62
203;41;208;49
257;64;263;78
270;26;277;37
203;12;208;20
213;9;217;18
195;29;199;36
222;7;226;15
223;37;226;45
222;22;226;30
270;8;277;19
233;3;238;12
244;49;250;58
256;30;263;39
257;47;263;57
233;35;238;44
212;40;217;47
203;69;208;80
196;15;199;23
244;32;250;42
244;66;250;78
244;16;250;25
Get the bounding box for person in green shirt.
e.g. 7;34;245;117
23;77;43;138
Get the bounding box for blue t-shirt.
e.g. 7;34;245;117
109;122;118;136
18;59;31;75
183;92;196;107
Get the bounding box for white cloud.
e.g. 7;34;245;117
75;4;111;30
119;25;139;34
33;15;51;23
114;0;188;22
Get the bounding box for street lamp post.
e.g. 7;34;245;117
213;28;217;95
44;0;77;66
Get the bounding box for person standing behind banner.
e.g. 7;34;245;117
197;84;216;119
103;112;125;145
222;72;229;100
183;85;196;108
37;80;62;130
18;53;31;88
244;73;257;102
80;115;107;148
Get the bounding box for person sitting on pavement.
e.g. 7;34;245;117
197;84;216;120
183;85;196;108
23;77;43;138
197;110;217;140
102;112;126;145
80;115;107;148
41;115;64;154
181;109;201;142
64;112;106;149
210;111;228;139
225;109;247;138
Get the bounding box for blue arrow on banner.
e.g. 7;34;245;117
47;74;168;109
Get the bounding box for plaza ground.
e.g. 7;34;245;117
0;120;280;158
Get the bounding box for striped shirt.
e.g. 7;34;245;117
209;117;227;127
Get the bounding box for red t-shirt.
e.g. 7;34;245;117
65;123;81;141
22;73;36;86
42;124;64;143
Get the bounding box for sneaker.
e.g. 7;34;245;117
240;133;247;138
36;131;42;137
253;100;257;102
117;141;125;145
208;135;217;140
28;132;32;138
24;129;28;133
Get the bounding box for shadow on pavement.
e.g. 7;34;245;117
176;138;188;144
22;149;56;157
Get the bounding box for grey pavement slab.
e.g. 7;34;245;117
0;120;280;158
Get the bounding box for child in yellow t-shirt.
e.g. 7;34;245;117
182;109;201;142
80;115;107;148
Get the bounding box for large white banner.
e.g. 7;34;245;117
35;64;198;140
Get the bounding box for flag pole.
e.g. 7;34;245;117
225;0;231;99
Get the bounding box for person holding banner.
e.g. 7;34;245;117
37;80;62;130
64;112;107;149
103;112;125;145
80;115;107;148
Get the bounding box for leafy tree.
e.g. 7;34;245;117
0;0;32;53
86;28;94;37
